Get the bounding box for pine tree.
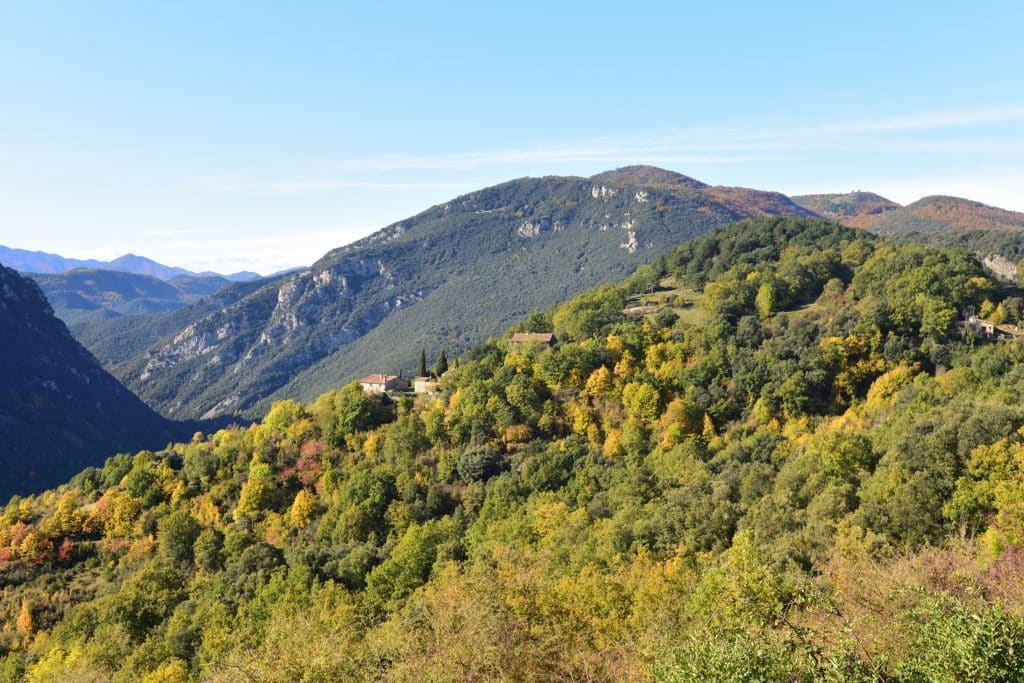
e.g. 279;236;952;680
419;350;427;378
433;350;448;377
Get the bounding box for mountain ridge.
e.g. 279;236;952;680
0;265;198;499
96;169;816;420
53;166;1024;422
0;246;260;282
26;268;242;326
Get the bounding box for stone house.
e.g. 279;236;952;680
509;332;555;346
413;376;440;394
359;373;410;393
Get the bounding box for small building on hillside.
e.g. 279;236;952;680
509;332;555;346
414;376;440;394
996;324;1024;340
359;374;410;393
958;315;997;339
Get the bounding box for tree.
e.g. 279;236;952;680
457;444;501;482
158;511;202;564
980;299;996;319
194;528;224;572
920;299;957;340
419;349;428;378
1002;297;1023;324
16;599;32;634
622;382;661;423
290;489;319;528
434;350;449;377
755;280;778;320
236;462;277;520
326;382;395;446
552;285;626;339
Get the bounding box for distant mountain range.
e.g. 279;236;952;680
0;265;203;499
0;245;261;281
790;191;901;228
791;192;1024;233
27;269;248;325
32;166;1024;425
792;191;1024;271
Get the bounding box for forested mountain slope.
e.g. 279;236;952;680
791;191;901;228
794;192;1024;269
0;265;184;499
65;277;276;368
871;195;1024;234
5;219;1024;680
103;167;814;421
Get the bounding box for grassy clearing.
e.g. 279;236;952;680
624;276;705;326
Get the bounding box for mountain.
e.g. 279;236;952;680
589;165;709;188
5;218;1024;680
791;191;901;227
793;193;1024;234
65;277;274;369
0;245;261;282
27;269;239;325
0;265;188;499
93;167;814;420
869;195;1024;234
793;193;1024;271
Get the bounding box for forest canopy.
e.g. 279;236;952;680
3;218;1024;681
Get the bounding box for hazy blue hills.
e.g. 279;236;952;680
0;245;260;281
0;265;196;499
84;167;814;420
27;269;239;325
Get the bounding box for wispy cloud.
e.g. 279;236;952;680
186;175;475;193
328;145;791;173
138;228;203;236
813;104;1024;136
319;103;1024;173
186;103;1024;215
265;179;474;192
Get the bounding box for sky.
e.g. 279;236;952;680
1;2;1022;275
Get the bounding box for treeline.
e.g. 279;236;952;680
3;218;1024;680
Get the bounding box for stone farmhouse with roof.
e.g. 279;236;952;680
359;373;410;393
957;315;1024;341
509;332;555;346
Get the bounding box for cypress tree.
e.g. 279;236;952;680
433;350;448;376
419;349;427;377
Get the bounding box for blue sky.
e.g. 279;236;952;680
1;2;1022;274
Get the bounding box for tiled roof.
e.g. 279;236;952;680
359;374;403;384
510;332;554;343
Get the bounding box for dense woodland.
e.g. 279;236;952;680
5;218;1024;680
